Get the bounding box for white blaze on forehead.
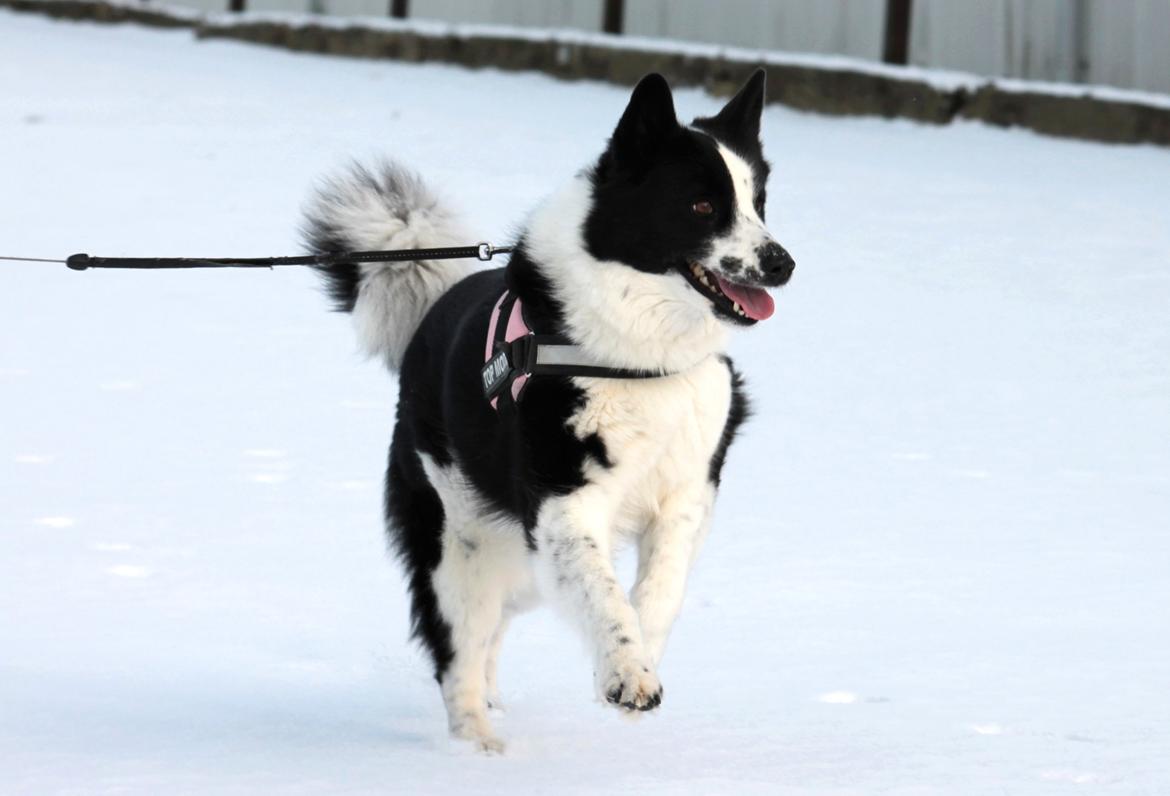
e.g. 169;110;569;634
715;143;762;225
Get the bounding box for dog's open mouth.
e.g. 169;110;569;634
681;263;775;324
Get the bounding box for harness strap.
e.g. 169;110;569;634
481;290;668;410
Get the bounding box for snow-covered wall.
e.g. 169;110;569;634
4;0;1169;147
161;0;1169;95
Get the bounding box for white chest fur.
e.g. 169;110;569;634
568;355;732;534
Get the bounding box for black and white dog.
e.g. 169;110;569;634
303;69;793;752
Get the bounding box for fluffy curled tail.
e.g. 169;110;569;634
302;160;476;370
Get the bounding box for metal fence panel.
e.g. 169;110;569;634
156;0;1169;95
909;0;1078;82
623;0;885;60
409;0;602;31
909;0;1168;94
1085;0;1170;94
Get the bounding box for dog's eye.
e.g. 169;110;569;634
692;200;714;216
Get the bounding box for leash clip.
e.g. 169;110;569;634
477;243;494;262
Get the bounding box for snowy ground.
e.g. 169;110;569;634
2;11;1169;795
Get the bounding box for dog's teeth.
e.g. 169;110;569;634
733;303;745;316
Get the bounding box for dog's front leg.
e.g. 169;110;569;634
536;491;663;712
631;485;715;667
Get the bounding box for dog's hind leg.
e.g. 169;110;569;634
422;455;531;753
432;553;506;753
385;445;511;752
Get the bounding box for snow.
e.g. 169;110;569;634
2;11;1169;794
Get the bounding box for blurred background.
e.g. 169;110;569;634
168;0;1170;95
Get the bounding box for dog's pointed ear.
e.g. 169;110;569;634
695;68;766;147
610;73;679;164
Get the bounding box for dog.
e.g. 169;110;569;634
302;69;794;752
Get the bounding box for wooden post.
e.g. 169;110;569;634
1072;0;1090;83
882;0;912;65
602;0;623;35
390;0;408;19
228;0;245;11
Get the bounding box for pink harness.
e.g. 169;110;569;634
483;290;533;409
480;290;667;411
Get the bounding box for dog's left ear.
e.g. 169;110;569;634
610;73;680;165
695;68;766;148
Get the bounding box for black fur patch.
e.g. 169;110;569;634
584;122;737;274
384;427;454;681
302;222;361;312
720;256;743;274
709;356;751;485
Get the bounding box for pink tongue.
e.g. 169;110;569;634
715;276;775;320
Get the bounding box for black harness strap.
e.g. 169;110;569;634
482;290;672;408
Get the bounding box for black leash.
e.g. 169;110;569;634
2;243;682;399
0;243;513;270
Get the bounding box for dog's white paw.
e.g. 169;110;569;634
450;712;506;755
475;734;506;755
598;658;663;712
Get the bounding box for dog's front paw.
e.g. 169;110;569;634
598;659;663;712
450;720;506;755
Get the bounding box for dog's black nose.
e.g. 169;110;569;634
758;243;795;285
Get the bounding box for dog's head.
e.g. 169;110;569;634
584;70;793;326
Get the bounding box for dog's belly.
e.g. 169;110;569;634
570;355;733;536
